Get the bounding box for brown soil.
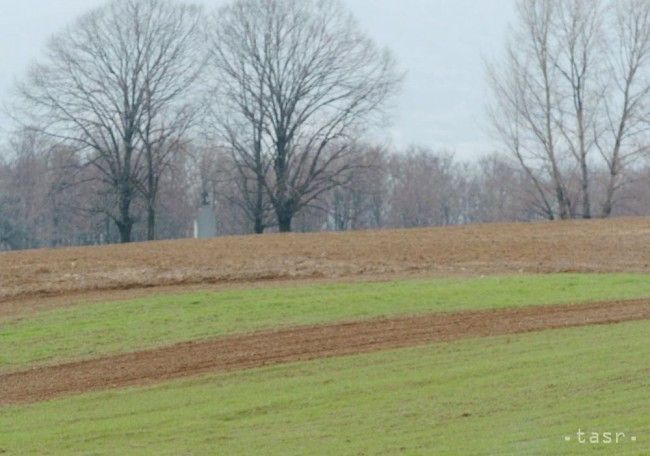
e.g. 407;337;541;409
2;217;650;305
2;298;648;405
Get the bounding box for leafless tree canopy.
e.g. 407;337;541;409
17;0;204;242
487;0;650;220
207;0;402;232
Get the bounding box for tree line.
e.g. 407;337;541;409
2;0;650;250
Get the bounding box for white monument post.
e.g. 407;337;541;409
194;192;217;239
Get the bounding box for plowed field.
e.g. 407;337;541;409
2;217;650;303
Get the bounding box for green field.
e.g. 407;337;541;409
1;320;648;455
2;273;649;455
2;273;650;370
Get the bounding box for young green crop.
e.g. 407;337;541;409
1;320;647;455
2;273;650;370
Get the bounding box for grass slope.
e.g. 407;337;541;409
2;273;650;370
1;320;648;455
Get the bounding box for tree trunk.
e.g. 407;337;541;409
104;215;111;245
147;204;155;241
581;159;591;219
277;209;292;232
577;109;591;219
145;145;157;241
555;185;571;220
116;220;133;243
274;137;293;232
253;171;265;234
602;172;617;218
254;215;265;234
117;181;134;243
602;143;621;218
601;144;621;218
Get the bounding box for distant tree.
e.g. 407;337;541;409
207;0;401;232
17;0;205;242
487;0;650;219
469;153;540;222
599;0;650;216
387;147;460;228
326;145;390;230
487;0;573;220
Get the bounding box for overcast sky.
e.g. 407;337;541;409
0;0;515;160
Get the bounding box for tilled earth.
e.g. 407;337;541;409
2;298;648;405
2;217;650;304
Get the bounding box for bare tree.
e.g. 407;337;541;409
205;8;273;234
0;128;102;249
17;0;204;242
207;0;401;232
386;147;460;228
554;0;605;218
468;153;542;222
139;117;199;241
598;0;650;216
136;5;205;241
488;0;650;220
326;145;389;231
487;0;573;220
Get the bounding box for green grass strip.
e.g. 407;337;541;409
2;273;650;370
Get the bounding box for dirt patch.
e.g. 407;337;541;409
2;217;650;306
2;298;648;405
